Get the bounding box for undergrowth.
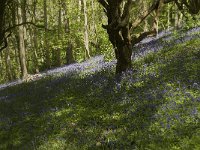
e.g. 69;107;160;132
0;38;200;149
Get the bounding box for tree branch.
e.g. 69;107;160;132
164;0;175;3
0;33;11;52
98;0;108;10
1;21;52;51
130;0;174;32
115;0;133;29
132;30;156;45
0;38;7;52
5;21;53;33
130;0;160;31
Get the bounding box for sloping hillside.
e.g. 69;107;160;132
0;29;200;149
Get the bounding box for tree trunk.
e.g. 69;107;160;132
104;1;133;74
115;44;132;74
11;3;21;78
78;0;82;23
33;0;39;73
143;1;148;32
177;13;183;28
0;0;7;48
66;43;74;64
17;1;28;79
29;27;39;73
174;6;179;29
44;0;51;69
153;9;159;37
107;25;132;74
5;45;13;81
0;53;3;78
21;0;29;69
116;30;132;74
62;0;75;64
98;0;164;74
83;0;91;59
65;18;75;64
167;3;170;30
91;0;98;50
56;2;62;67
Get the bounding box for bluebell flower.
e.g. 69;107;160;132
191;108;198;116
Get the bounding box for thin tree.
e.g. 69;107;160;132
44;0;51;68
83;0;91;59
32;0;39;73
17;0;28;79
56;0;62;66
5;44;13;81
62;0;75;64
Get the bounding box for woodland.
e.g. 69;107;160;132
0;0;200;149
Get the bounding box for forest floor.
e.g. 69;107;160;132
0;28;200;149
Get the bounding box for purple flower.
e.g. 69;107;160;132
166;123;170;129
191;108;198;116
196;97;200;102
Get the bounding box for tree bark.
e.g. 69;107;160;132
62;0;75;64
106;23;132;74
17;1;28;79
33;0;39;73
5;45;13;81
142;1;148;32
0;0;7;48
98;0;164;74
167;3;170;30
56;2;62;67
83;0;91;59
66;43;74;64
78;0;82;23
44;0;51;69
91;0;98;50
152;0;164;36
103;1;133;74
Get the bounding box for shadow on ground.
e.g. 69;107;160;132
0;39;199;150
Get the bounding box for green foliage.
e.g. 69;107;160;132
96;30;114;61
183;15;200;30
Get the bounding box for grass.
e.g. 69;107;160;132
0;38;200;149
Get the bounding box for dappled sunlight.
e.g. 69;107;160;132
0;28;200;149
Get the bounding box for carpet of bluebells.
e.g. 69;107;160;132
0;28;200;149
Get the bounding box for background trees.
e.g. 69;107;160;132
0;0;200;83
0;0;113;83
